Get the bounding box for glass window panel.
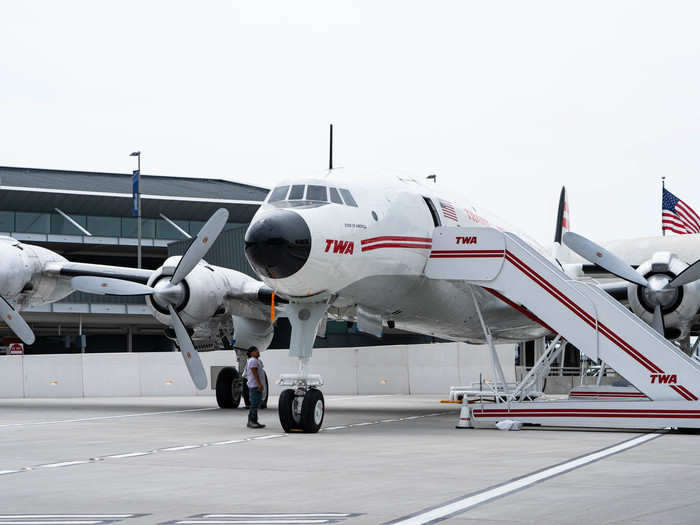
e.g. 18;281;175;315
142;219;155;238
121;217;155;238
0;211;14;232
87;216;121;237
188;221;206;236
268;186;289;202
288;185;305;200
156;218;190;239
339;189;358;207
329;187;343;204
51;213;87;235
306;185;327;202
15;212;51;233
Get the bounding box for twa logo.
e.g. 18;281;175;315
324;239;354;255
650;374;677;384
455;236;478;245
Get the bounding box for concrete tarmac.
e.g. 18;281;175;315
0;395;697;524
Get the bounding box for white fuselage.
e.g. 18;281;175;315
247;173;551;343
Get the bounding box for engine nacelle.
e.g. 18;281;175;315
145;256;227;327
627;252;700;340
232;315;274;351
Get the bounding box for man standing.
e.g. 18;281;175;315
244;346;266;429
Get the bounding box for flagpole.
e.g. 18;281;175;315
662;176;666;236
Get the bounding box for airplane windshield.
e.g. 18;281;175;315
339;188;358;207
306;185;327;202
288;185;305;200
268;185;289;203
266;184;358;208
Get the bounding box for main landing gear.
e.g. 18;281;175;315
215;350;268;409
277;303;328;434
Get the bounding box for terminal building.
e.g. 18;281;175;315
1;166;434;354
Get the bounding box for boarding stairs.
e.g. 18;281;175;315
426;227;700;429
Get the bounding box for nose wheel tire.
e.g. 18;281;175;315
278;388;324;433
301;389;325;433
278;389;303;432
215;367;242;409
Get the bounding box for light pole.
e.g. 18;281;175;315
130;151;142;268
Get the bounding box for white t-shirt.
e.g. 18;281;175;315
244;357;264;389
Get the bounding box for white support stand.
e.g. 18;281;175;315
507;335;562;405
470;288;508;396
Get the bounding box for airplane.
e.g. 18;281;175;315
0;214;277;404
31;172;700;433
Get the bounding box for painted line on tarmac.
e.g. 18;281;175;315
0;408;218;429
166;513;358;525
321;412;448;432
175;519;335;525
383;431;666;525
327;394;397;402
0;412;448;478
0;515;147;524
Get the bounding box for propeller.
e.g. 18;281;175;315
563;231;700;336
70;208;229;389
669;259;700;288
0;296;35;345
562;232;649;287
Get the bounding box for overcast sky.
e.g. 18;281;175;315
2;1;699;244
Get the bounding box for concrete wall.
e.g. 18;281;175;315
0;342;515;398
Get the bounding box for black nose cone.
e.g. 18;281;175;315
245;210;312;279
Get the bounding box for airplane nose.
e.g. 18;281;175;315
245;210;312;279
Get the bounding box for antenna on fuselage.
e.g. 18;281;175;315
329;123;334;171
426;174;437;183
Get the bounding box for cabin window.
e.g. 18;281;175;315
423;197;441;227
339;188;358;207
268;185;289;202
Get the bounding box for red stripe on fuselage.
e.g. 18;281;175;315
362;242;432;252
362;236;432;245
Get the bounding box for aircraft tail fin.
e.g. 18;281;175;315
553;186;572;262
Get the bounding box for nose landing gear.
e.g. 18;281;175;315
278;387;325;433
277;303;328;434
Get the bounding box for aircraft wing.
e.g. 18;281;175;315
46;261;154;284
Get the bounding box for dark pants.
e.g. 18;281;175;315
249;386;262;422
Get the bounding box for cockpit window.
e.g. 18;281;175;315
288;184;305;200
339;188;358;207
306;185;328;202
329;187;343;204
268;185;289;202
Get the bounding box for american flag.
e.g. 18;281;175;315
440;200;458;222
662;188;700;234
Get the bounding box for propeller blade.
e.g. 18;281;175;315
651;304;665;335
171;208;229;285
167;304;207;390
668;259;700;288
563;232;649;287
0;296;35;345
71;276;155;296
